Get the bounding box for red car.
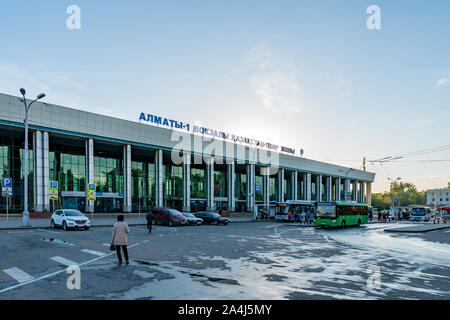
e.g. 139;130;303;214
151;207;188;227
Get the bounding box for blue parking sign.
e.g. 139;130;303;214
50;181;58;189
2;178;12;188
88;183;96;191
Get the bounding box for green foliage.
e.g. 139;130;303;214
371;182;426;211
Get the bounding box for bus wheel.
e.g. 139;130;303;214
341;220;346;229
357;219;361;227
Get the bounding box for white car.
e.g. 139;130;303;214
50;209;91;231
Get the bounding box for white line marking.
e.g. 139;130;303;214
3;267;34;283
102;243;110;247
143;240;149;243
0;251;117;294
81;249;106;257
128;243;140;248
50;256;77;267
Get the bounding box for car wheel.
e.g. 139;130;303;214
63;221;68;231
169;220;174;227
51;220;55;229
223;222;228;226
214;221;219;225
341;220;346;229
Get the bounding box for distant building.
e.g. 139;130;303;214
427;188;450;207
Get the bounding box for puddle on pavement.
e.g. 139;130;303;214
186;272;240;286
42;237;77;247
135;259;159;267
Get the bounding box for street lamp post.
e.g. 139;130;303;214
388;177;401;219
19;88;46;226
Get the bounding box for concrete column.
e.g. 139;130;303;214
326;176;332;201
206;157;215;210
246;163;255;212
262;167;270;207
291;171;298;201
123;144;132;212
277;168;285;202
85;138;95;213
43;132;50;212
227;160;235;212
366;182;372;206
306;173;312;201
335;177;341;201
155;149;164;207
352;180;358;202
316;175;322;202
182;153;191;212
344;178;350;201
360;181;365;204
33;130;43;212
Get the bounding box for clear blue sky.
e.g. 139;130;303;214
1;0;449;193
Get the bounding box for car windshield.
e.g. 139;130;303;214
316;204;336;218
64;210;84;217
412;208;425;215
183;213;194;218
168;209;183;217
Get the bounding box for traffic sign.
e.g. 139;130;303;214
49;181;59;200
255;185;261;193
88;183;96;201
49;181;58;190
346;191;351;201
1;178;13;197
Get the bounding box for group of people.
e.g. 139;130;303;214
288;210;315;224
110;212;155;265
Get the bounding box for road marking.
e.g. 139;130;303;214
102;243;110;247
129;243;140;248
3;267;35;283
50;256;77;267
81;249;106;257
143;240;149;243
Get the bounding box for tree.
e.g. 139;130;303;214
371;182;426;211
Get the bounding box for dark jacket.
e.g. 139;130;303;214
146;212;154;222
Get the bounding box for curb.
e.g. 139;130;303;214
384;225;450;233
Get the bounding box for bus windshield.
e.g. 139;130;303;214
411;208;425;216
316;203;336;218
275;205;289;215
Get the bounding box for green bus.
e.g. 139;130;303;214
314;201;369;228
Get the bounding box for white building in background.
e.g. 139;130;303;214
427;188;450;207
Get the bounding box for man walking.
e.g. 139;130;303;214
146;211;154;234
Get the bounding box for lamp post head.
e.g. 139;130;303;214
37;93;46;100
20;88;26;96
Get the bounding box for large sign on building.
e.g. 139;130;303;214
139;113;298;156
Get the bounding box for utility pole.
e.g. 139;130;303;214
363;157;366;171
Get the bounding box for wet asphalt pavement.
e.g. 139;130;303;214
0;222;448;300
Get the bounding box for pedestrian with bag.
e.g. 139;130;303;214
146;211;154;234
111;215;130;265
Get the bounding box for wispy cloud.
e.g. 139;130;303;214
244;43;306;114
436;77;450;87
0;58;131;120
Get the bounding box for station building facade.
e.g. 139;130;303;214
0;93;375;214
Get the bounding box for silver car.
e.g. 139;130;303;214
50;209;91;231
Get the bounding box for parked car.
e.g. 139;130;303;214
152;207;188;226
50;209;90;231
194;211;230;225
182;213;203;225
